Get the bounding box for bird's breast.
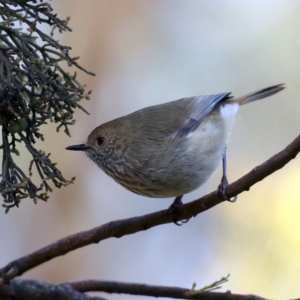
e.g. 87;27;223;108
106;103;239;198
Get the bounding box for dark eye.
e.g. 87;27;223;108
97;137;105;146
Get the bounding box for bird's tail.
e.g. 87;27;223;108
232;83;285;106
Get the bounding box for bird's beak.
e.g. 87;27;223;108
66;144;91;151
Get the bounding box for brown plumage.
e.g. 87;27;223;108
67;84;285;199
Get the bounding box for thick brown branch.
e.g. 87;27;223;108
0;278;106;300
0;134;299;284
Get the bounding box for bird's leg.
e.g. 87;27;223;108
217;147;237;202
165;195;190;226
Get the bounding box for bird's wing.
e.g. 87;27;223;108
171;93;232;139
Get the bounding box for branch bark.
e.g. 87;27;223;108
0;278;106;300
0;278;268;300
0;134;299;285
70;279;263;300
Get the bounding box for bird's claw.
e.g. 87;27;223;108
173;218;190;226
217;176;237;203
164;196;190;226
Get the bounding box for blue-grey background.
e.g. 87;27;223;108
1;1;300;299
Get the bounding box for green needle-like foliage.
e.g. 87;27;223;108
0;0;94;212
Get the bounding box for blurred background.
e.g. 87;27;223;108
1;1;300;299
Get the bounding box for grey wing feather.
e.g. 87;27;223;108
172;92;232;139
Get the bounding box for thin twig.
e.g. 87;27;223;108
69;278;267;300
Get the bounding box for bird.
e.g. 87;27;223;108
66;84;285;224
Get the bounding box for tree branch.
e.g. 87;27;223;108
0;134;299;285
0;278;268;300
0;278;106;300
70;279;267;300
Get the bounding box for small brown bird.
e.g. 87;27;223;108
67;84;284;224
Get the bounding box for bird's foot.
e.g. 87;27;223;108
217;175;237;203
164;196;190;226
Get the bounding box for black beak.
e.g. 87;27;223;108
66;144;90;151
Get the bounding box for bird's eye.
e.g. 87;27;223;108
97;137;105;146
